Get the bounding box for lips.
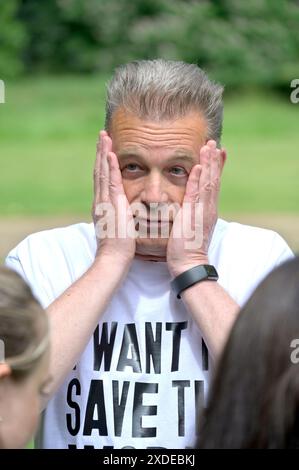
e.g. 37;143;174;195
138;219;172;224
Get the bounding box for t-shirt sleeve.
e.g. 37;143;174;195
5;248;28;281
4;224;94;309
270;232;295;268
5;235;58;308
238;231;294;306
217;223;295;307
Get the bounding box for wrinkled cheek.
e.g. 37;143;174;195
166;185;185;206
122;180;140;203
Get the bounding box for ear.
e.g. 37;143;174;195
0;364;11;379
220;148;227;173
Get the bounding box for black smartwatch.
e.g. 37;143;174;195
171;265;219;299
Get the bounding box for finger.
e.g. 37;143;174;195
107;152;127;203
198;144;212;205
206;139;217;150
100;135;113;202
183;164;202;203
99;129;108;139
93;130;107;202
210;147;221;203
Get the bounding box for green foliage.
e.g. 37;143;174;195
17;0;172;73
133;0;299;88
1;0;297;89
0;0;27;78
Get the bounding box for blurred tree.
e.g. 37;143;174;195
18;0;172;72
5;0;299;90
0;0;27;78
134;0;299;88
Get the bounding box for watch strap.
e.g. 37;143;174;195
170;264;219;299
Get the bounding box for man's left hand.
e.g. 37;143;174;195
167;140;225;277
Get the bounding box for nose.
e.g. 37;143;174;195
140;170;168;206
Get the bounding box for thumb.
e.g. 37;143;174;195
183;164;202;203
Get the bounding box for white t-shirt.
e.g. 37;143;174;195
5;218;293;449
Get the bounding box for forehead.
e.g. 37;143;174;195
109;108;207;155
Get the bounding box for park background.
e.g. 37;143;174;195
0;0;298;263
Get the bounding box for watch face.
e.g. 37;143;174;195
206;265;218;278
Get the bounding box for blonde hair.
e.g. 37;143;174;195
0;266;49;380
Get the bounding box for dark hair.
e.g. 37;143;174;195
197;257;299;449
0;266;48;381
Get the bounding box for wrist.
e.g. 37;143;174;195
95;247;134;265
81;256;130;302
170;264;218;299
92;253;133;277
169;258;209;278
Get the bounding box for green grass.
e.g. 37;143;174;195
221;90;299;212
0;76;298;215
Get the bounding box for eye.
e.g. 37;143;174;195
123;163;142;172
121;163;144;179
169;166;188;176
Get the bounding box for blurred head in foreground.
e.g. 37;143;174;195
0;266;49;449
197;256;299;449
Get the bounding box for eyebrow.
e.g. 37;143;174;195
118;148;195;165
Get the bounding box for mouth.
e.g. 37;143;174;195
136;218;172;225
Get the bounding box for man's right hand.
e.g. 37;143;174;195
44;131;136;405
92;130;136;267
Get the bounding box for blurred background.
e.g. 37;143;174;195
0;0;298;260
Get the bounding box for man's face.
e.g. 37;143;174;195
109;108;208;258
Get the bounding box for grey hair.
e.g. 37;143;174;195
105;59;224;145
